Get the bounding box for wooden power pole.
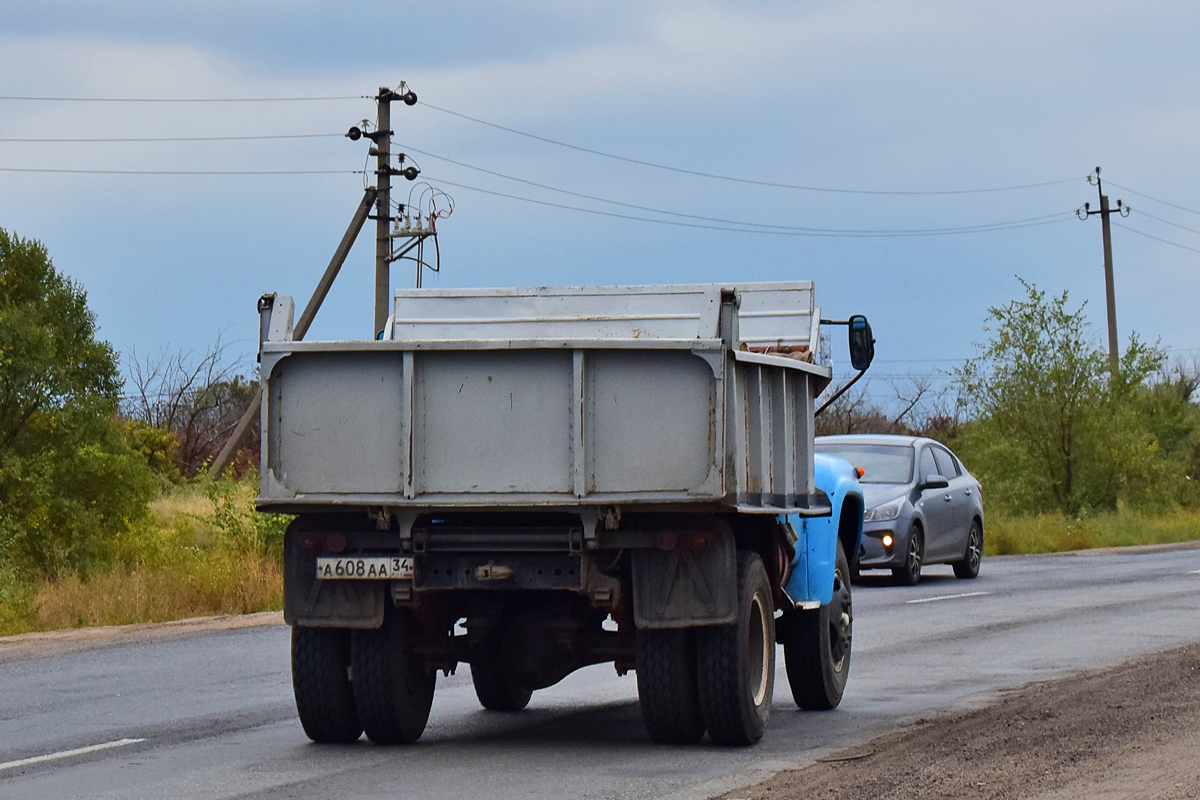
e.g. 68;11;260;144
1078;167;1128;380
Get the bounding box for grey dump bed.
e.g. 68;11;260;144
257;282;832;515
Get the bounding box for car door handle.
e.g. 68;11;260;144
964;489;972;496
943;494;952;502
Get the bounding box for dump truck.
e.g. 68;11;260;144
257;281;872;746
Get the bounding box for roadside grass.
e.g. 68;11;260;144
985;507;1200;555
0;475;289;637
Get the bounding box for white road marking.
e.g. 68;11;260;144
1189;569;1200;575
907;591;991;605
0;738;146;772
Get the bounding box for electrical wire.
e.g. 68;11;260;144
0;94;361;102
1112;222;1200;254
403;144;1069;235
425;174;1074;238
0;166;360;175
869;357;965;363
1107;182;1199;216
418;101;1084;196
0;133;342;142
1131;208;1200;237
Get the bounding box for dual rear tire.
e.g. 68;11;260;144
291;607;436;745
636;551;775;746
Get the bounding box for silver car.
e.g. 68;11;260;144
814;434;984;585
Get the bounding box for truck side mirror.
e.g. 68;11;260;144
848;314;875;371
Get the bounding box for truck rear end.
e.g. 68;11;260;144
258;281;866;746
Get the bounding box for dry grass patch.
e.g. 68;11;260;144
1;475;288;636
33;557;281;630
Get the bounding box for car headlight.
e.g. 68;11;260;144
864;495;906;523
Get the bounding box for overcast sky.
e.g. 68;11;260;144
2;0;1197;393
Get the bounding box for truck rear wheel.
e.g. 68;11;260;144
351;607;436;744
471;630;533;712
636;628;706;744
291;626;362;743
783;540;852;710
696;551;775;746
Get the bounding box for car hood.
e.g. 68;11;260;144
861;483;910;509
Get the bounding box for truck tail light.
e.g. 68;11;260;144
300;531;346;553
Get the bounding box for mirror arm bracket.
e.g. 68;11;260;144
815;367;868;417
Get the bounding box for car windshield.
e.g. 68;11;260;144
816;444;913;484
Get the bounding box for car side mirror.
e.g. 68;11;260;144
848;314;875;371
921;475;950;490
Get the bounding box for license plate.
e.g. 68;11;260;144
316;556;414;580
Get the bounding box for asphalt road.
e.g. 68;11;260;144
2;544;1199;800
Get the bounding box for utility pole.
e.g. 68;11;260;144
364;84;420;338
1077;166;1129;380
374;87;393;339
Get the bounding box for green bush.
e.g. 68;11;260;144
1;229;159;579
197;469;289;558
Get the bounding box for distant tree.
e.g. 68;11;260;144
953;279;1171;515
124;340;258;477
0;229;156;577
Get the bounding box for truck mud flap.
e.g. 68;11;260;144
283;526;385;629
631;529;737;629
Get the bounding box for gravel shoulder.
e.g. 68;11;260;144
725;640;1200;800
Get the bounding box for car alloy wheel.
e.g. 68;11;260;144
953;522;983;579
893;526;923;586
